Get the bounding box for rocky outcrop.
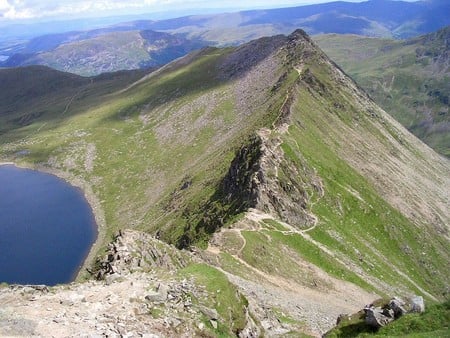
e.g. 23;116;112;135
364;305;395;328
0;272;209;337
93;230;191;280
324;296;426;336
364;296;425;329
203;126;323;234
221;136;262;211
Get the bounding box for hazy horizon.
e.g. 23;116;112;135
0;0;421;24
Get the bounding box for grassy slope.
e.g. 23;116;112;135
213;38;449;304
314;27;450;157
0;31;448;308
280;62;450;298
0;66;149;140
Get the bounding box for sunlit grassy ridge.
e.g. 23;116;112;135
210;48;449;302
0;43;289;250
279;55;449;297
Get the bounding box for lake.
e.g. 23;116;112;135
0;164;97;286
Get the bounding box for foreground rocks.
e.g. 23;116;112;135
0;229;380;337
325;295;426;337
0;273;198;337
0;230;252;337
364;296;425;329
92;230;191;280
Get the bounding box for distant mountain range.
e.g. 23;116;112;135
1;30;205;76
1;0;449;75
140;0;450;41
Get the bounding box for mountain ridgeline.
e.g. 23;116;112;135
0;30;449;336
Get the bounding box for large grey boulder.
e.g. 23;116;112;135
389;297;407;318
363;295;425;329
198;305;219;320
409;295;425;313
364;306;394;328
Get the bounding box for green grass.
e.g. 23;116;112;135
268;59;450;298
314;29;450;157
261;218;289;231
179;263;249;336
325;300;450;337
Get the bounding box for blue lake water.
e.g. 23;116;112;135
0;165;97;285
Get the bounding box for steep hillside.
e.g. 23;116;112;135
0;30;449;336
1;30;205;76
315;26;450;157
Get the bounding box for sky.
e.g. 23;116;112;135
0;0;418;22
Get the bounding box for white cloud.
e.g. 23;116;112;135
0;0;164;20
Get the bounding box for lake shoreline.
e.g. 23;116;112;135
0;161;106;284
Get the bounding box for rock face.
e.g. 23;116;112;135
93;230;191;280
389;297;407;317
325;296;427;336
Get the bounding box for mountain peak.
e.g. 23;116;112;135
288;29;311;42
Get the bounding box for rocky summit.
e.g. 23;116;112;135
0;29;449;337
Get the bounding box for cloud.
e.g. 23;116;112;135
0;0;168;20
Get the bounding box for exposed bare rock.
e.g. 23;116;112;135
93;230;192;280
364;305;395;328
389;297;407;317
410;295;425;313
198;305;219;320
335;295;427;331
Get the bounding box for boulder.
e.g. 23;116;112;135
364;306;394;328
198;305;219;320
145;291;167;303
389;297;407;318
409;296;425;313
105;273;122;285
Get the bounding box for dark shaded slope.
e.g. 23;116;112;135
0;66;149;137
